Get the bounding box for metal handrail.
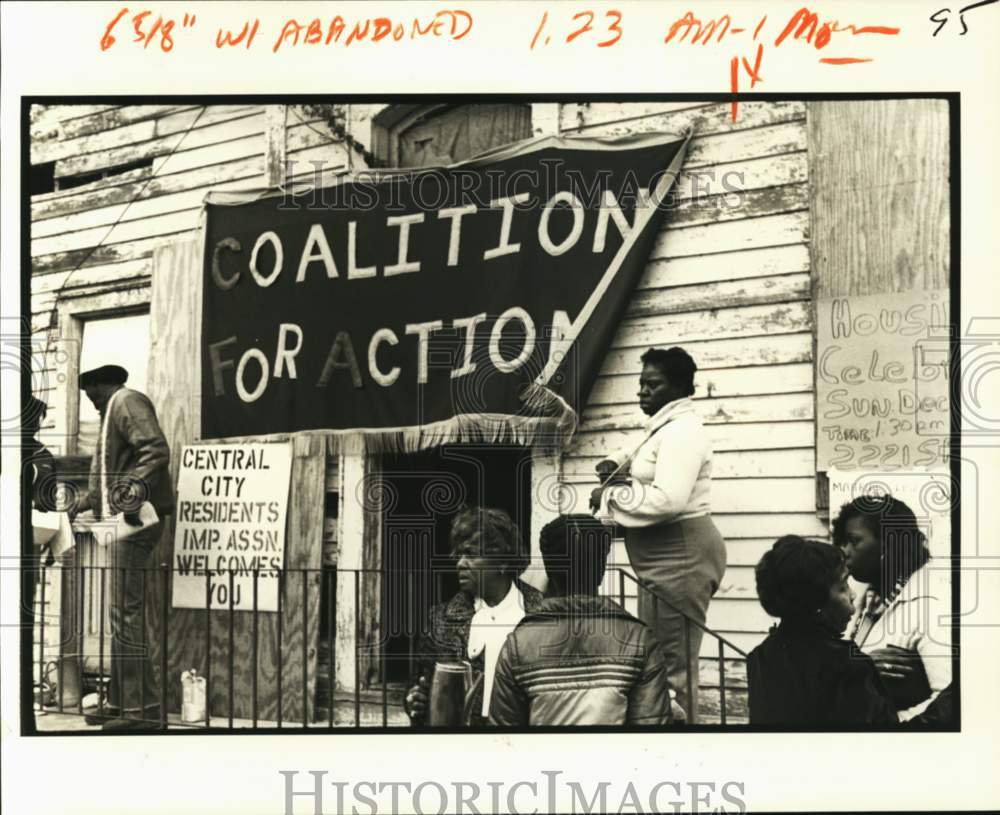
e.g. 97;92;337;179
31;563;748;729
609;567;749;658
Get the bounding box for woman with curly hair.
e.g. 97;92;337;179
403;506;544;726
747;535;897;725
832;494;952;722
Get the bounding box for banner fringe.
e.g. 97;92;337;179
359;408;576;455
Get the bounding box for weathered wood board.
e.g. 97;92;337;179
147;239;325;722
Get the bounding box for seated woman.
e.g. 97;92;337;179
747;535;897;725
404;506;544;726
833;494;952;722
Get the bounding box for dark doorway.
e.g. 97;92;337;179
379;444;532;681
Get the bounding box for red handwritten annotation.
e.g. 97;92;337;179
99;5;902;121
663;8;900;120
100;8;473;53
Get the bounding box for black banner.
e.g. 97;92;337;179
201;133;688;449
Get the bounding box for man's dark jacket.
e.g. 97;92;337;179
488;595;673;726
747;619;898;725
85;387;174;517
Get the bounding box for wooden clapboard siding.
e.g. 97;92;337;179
563;448;816;479
672;152;806;200
32;127;348;237
51;106;264;178
560;101;815;655
29;105;368;722
33;106;249;166
613;301;811;347
559;101;710;131
627;273;810;319
640;244;809;289
589;363;814;405
651;211;808;259
600;333;812;378
570;419;816;458
714;512;826;539
33;105;202;143
562;101;806;139
563;476;816;514
29;105;354;351
582;392;815;431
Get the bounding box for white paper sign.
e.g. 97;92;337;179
827;468;951;559
171;442;292;612
816;289;950;472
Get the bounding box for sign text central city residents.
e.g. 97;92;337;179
172;442;293;612
200;133;689;449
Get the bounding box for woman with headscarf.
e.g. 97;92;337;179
591;346;726;723
832;494;952;722
403;506;544;726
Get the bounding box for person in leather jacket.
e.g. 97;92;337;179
489;514;674;726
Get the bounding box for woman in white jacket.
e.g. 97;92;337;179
833;494;951;722
592;347;726;723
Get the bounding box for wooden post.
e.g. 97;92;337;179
264;106;288;187
147;238;201;713
148;237;326;723
335;443;365;693
526;450;561;591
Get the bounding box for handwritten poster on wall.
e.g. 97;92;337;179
171;442;292;612
828;468;951;559
816;289;950;472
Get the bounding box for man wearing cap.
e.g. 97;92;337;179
74;364;174;730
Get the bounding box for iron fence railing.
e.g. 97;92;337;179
31;561;748;729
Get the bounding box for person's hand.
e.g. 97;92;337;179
869;646;918;681
870;646;930;709
405;676;429;721
589;486;606;512
123;511;142;527
595;459;618;484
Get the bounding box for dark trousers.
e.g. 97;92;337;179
108;526;161;715
625;515;727;724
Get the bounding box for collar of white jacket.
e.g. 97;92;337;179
644;396;694;432
468;582;528;717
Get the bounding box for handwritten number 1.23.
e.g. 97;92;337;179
530;9;623;49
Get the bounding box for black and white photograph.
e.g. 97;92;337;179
2;2;998;815
18;96;956;733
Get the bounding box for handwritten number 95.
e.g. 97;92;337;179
930;0;998;36
530;10;623;49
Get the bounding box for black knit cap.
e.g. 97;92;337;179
79;364;128;388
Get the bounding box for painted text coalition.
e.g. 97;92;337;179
208;189;653;403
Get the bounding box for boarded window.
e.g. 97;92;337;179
376;104;532;168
